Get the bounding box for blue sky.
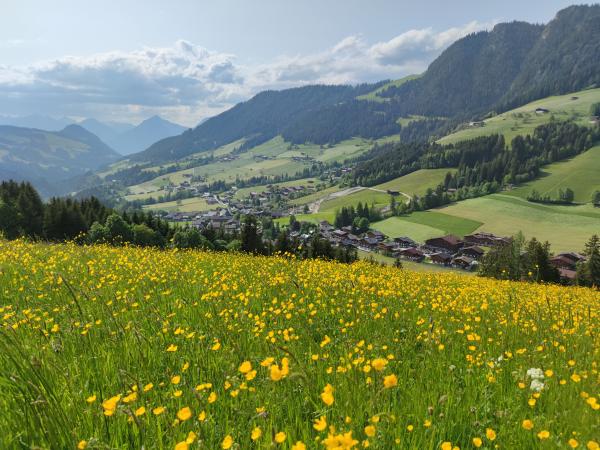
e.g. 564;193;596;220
0;0;582;126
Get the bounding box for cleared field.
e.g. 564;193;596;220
374;169;453;196
372;211;482;242
505;145;600;203
274;211;336;226
436;194;600;252
319;188;391;212
356;75;420;102
439;87;600;145
142;197;212;213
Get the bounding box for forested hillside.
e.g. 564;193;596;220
128;4;600;166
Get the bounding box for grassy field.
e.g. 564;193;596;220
142;197;212;213
356;75;420;103
318;169;452;213
274;212;336;226
125;136;389;198
0;240;598;449
434;195;600;252
439;87;600;145
505;145;600;203
371;212;482;242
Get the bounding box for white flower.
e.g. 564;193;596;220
530;378;545;392
526;368;544;380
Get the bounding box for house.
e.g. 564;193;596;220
429;253;453;266
535;107;550;114
387;189;400;196
460;246;485;260
394;236;416;248
319;221;335;232
377;241;398;255
464;232;511;247
365;230;386;242
469;121;485;127
550;252;586;270
398;247;425;262
452;255;476;270
558;268;577;282
424;235;464;254
360;237;379;250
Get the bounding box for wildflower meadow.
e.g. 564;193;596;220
0;240;598;449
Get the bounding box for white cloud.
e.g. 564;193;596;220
0;21;493;126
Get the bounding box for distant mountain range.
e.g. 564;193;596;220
0;115;187;155
79;116;187;155
0;124;120;196
132;4;600;165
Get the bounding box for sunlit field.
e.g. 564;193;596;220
0;240;598;449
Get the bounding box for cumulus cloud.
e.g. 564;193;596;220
0;21;492;126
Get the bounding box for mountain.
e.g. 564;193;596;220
0;124;119;196
0;114;74;131
127;5;600;166
130;83;390;163
79;116;186;155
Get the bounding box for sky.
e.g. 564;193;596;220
0;0;582;127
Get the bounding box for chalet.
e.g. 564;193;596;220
469;121;485;127
535;107;550;114
333;229;348;238
452;255;476;270
424;235;464;254
365;230;386;242
464;232;510;247
387;189;400;196
399;247;425;262
394;236;416;248
459;246;485;260
319;220;335;232
360;237;379;250
429;253;453;266
558;268;577;282
377;241;398;255
550;252;585;270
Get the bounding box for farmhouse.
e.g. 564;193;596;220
535;107;550;114
452;255;476;270
464;232;511;247
429;253;453;266
459;245;485;260
398;247;425;262
424;235;464;253
394;236;416;248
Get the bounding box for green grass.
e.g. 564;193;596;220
439;87;600;145
1;240;598;449
374;169;453;197
274;212;336;226
505;145;600;203
319;189;392;212
371;212;482;243
356;75;421;102
142;197;212;213
435;194;600;252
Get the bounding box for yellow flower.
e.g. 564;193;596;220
175;441;189;450
198;410;206;421
383;374;398;388
171;375;181;384
321;383;335;406
292;442;306;450
135;406;146;416
239;360;252;374
314;415;327;431
251;427;262;441
472;437;482;448
221;435;233;449
177;406;192;421
571;373;581;383
102;395;121;416
486;428;496;441
587;441;599;450
275;431;286;443
86;394;96;403
208;392;217;403
245;370;257;381
123;392;137;404
166;344;178;352
568;439;579;448
364;425;376;437
152;406;165;415
441;442;452;450
537;430;550;440
522;419;534;430
143;383;154;392
186;432;197;444
77;440;87;450
371;358;387;371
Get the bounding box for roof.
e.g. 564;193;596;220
426;235;462;245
